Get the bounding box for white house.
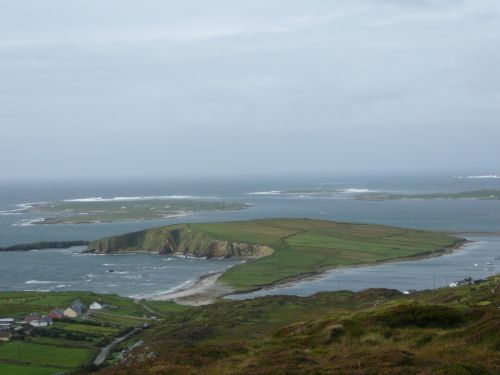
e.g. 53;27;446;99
0;318;14;328
89;301;103;310
28;316;52;327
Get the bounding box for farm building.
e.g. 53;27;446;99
90;301;103;310
0;318;14;328
29;316;53;327
64;299;87;318
24;314;42;324
48;308;65;320
63;307;78;318
72;299;86;314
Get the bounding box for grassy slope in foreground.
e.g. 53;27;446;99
98;276;500;375
89;219;460;292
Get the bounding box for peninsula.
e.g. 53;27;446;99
88;219;462;300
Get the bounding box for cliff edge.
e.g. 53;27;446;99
86;224;273;259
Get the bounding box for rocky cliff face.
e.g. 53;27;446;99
86;224;273;259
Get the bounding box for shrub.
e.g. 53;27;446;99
373;303;464;328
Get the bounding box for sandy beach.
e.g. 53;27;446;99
148;272;234;306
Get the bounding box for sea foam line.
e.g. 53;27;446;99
455;175;500;179
62;195;200;202
247;190;282;195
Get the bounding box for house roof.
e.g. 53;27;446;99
24;314;42;322
49;309;65;315
72;299;86;314
28;316;52;324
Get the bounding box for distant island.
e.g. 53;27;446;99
87;219;462;303
264;188;500;201
12;198;248;225
354;189;500;201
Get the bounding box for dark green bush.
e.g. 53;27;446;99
373;303;464;328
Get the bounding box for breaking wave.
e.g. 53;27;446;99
12;218;45;227
158;279;196;295
25;280;57;285
62;195;196;202
341;188;372;194
247;190;282;195
455;175;500;179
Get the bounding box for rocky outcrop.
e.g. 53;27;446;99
86;224;273;259
0;240;89;252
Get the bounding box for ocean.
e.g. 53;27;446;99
1;175;499;297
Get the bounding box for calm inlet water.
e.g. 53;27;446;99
0;175;499;298
228;235;500;299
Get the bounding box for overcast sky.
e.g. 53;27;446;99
1;0;499;179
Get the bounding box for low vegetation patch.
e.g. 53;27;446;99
371;303;465;328
96;277;500;375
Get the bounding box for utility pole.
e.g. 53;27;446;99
433;275;436;290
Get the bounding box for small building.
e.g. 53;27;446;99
89;301;103;310
48;309;65;320
64;299;87;318
29;316;52;327
63;307;79;318
403;289;417;295
72;299;86;315
24;314;42;324
0;329;12;342
0;318;14;328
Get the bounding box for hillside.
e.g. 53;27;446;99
96;276;500;375
88;219;461;292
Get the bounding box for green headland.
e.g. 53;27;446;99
87;219;462;293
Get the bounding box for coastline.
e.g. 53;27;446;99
147;271;234;306
226;237;472;296
145;237;471;305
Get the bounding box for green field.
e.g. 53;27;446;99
0;291;151;319
191;219;459;291
0;290;188;373
89;219;460;292
139;300;191;314
0;364;64;375
0;342;93;368
53;322;120;337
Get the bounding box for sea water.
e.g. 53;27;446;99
0;175;499;297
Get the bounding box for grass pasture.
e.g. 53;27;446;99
0;341;93;368
193;219;460;291
53;322;120;337
0;290;189;372
0;363;64;375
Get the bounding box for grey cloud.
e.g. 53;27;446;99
0;0;499;179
